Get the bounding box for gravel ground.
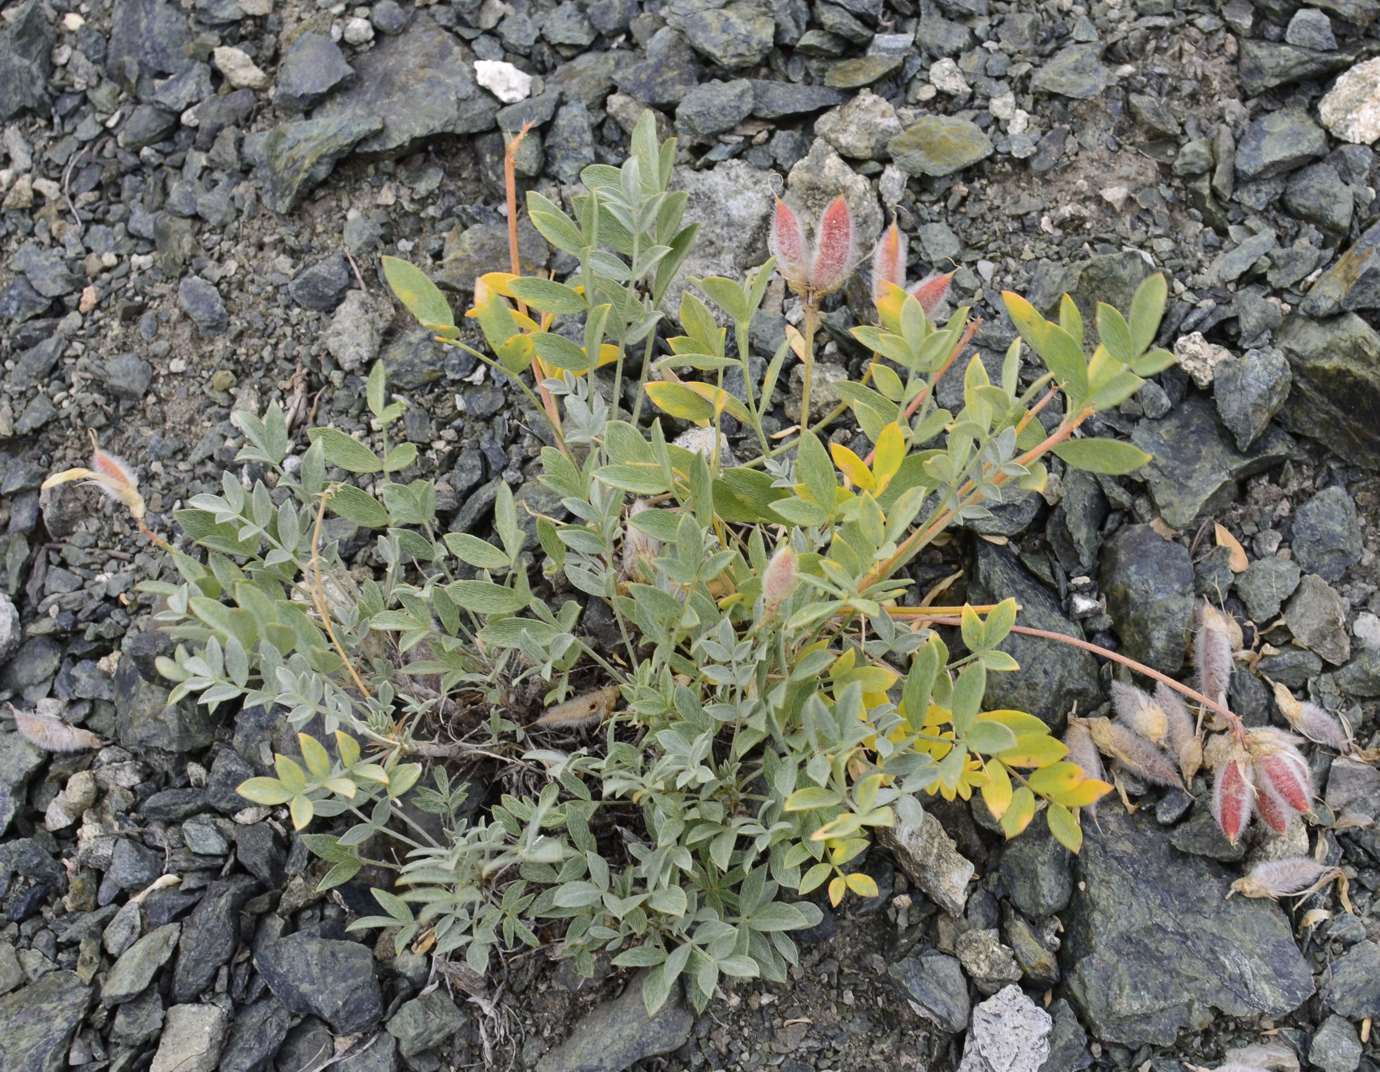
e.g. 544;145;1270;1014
2;0;1380;1070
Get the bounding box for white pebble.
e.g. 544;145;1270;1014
474;59;533;104
343;16;374;44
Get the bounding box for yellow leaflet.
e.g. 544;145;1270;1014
998;732;1068;768
1050;778;1113;808
1026;761;1085;796
644;381;715;424
980;759;1013;819
1000;786;1037;838
874;280;908;333
872;423;905;492
977;709;1050;736
829;443;875;492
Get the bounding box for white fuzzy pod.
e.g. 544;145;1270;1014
1195;601;1235;706
1154;681;1203;780
1229;857;1341;900
1064;718;1105;782
1110;681;1169;744
11;702;104;752
1085;716;1181;788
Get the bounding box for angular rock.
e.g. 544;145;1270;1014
108;0;192;90
1237;556;1302;622
0;0;54;120
675;79;754;138
535;974;693;1072
275;33;353;113
1238;40;1353;97
1277;313;1380;464
257;113;382;215
1303;220;1380;317
0;971;92;1072
1031;45;1109;99
967;542;1102;726
219;995;293;1072
387;990;467;1058
1131;394;1292;529
614;29;701;107
956;929;1022;995
1101;524;1194;673
114;656;214;753
878;796;974;917
1311;1014;1363;1072
103;923;181;1005
665;0;775;70
254;934;383;1034
289;255;352;312
151;1003;228;1072
1065;808;1313;1046
0;728;43;838
317;16;493;155
887;949;970;1032
172;876;257;1002
957;985;1052;1072
1285;163;1354;235
748;79;845;119
1284;574;1351;665
324;291;386;372
1235;109;1328;180
999;826;1072;918
1213;347;1292;451
816;90;901;159
1321;940;1380;1020
177;276;228;337
665;159;774;313
1320;57;1380;145
1292;486;1363;582
889;116;994;177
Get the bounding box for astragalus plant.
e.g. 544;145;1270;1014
53;115;1196;1016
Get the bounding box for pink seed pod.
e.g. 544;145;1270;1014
1110;681;1169;745
1211;751;1255;844
1195;601;1235;708
871;223;907;302
769;199;808;291
809;195;855;296
910;272;953;317
1252;749;1312;814
762;544;798;612
1253;776;1292;834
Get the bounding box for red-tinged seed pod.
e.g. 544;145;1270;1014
1195;601;1235;708
809;195;855;296
762;545;798;612
769;199;808;292
871;222;907;302
1254;751;1311;814
910;272;953;317
1253;776;1292;834
1211;752;1254;844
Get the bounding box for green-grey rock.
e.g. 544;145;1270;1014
386;990;467;1058
317;16;495;156
535;974;693;1072
675;78;754;138
666;0;774;70
886;950;970;1032
1235;108;1328;180
1321;941;1380;1020
114;656;214;753
1310;1014;1362;1072
1285;163;1354;235
0;971;92;1072
102;923;181;1004
614;30;699;107
1292;486;1363;582
1131;394;1292;529
150;1003;228;1072
258;113;383;215
825;54;903;88
1238;40;1353;96
1302;220;1380;317
1030;251;1152;321
1237;556;1302;622
1064;808;1313;1047
1031;45;1109;99
0;0;55;121
748;79;845;119
1284;573;1351;665
888;116;994;177
966;542;1101;727
999;826;1071;918
1168;805;1245;861
1276;313;1380;464
1213;347;1292;450
0;729;43;837
253;935;383;1034
1100;524;1194;674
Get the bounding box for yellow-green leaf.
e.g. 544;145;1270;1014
644;381;715;424
845;872;879;898
998;732;1069;769
1050;778;1113;808
981;759;1013;820
298;733;332;780
828;875;847;907
1052;437;1152;475
289;794;314;830
1046;802;1083;853
381;256;455;333
1000;786;1037;838
830;442;874;491
507;277;587;315
309;428;382;474
871;422;905;492
237;776;292;806
1128;273;1167;354
1026;761;1085;797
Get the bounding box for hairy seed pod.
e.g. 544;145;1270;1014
1195;601;1235;707
1252;749;1312;814
1110;681;1169;745
1272;682;1350;751
762;545;798;612
910;272;953;317
769;199;808;292
620;499;659;582
11;701;105;753
1084;716;1182;788
1253;775;1292;834
1229;857;1342;901
1211;750;1255;844
1064;717;1106;816
871;222;907;302
1154;682;1202;780
809;195;855;296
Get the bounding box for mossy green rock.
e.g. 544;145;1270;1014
0;971;92;1072
888;116;994;177
1277;312;1380;464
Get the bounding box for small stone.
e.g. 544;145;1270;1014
254;934;383;1034
386;990;467;1058
999;827;1071;918
1174;331;1233;388
289;254;352;312
887;950;970;1032
324;291;385;372
1213;347;1292;450
1285;9;1336;50
1285;163;1354;235
1321;941;1380;1020
534;972;693;1072
1100;524;1194;674
957;985;1053;1072
150;1003;228;1072
178;276;228;336
815;89;901;159
475;60;533;104
1277;313;1380;463
1291;486;1363;582
275;34;353;113
824;53;903;88
1031;45;1109;99
45;770;97;831
1236;108;1328;180
1310;1014;1362;1072
675;79;754;138
877;796;973;917
956;930;1022;995
888;115;994;177
667;0;775;70
1237;557;1302;622
102;924;181;1005
1321;58;1380;145
0;971;92;1072
212;46;268;90
257;114;383;215
342;16;374;45
930;57;970;95
1284;573;1352;666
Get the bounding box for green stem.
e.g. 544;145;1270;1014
736;319;770;456
799;300;819;439
630;330;657;426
